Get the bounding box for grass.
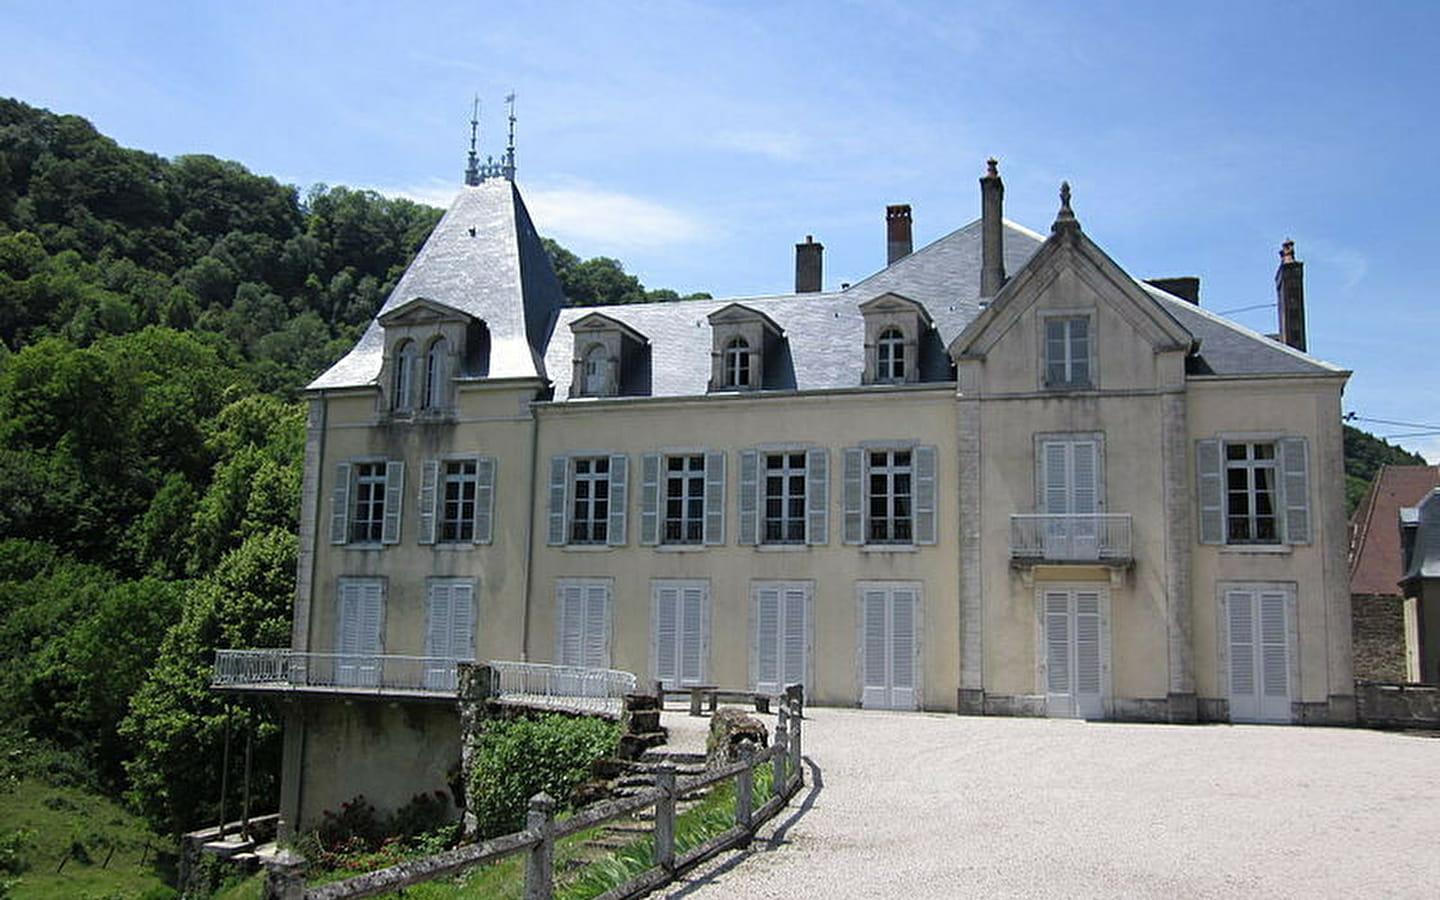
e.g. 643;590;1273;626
0;777;174;900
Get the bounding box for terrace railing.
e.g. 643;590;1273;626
1010;513;1133;562
211;649;472;696
487;660;638;716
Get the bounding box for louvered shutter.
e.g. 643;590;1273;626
1279;437;1311;544
1045;591;1071;696
1074;591;1102;717
914;445;937;545
843;448;865;545
891;588;917;709
557;583;584;667
1042;442;1068;514
654;585;679;685
424;581;453;690
1227;590;1256;720
583;583;609;667
474;457;495;544
703;451;726;546
547;457;568;546
1072;442;1098;513
607;454;628;546
755;586;780;693
783;586;807;688
330;463;352;544
640;453;661;546
357;580;383;686
806;448;828;546
738;450;759;546
453;581;476;660
861;589;888;707
381;461;404;544
1259;591;1289;717
418;460;440;545
1196;439;1224;544
681;585;706;684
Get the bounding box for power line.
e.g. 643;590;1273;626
1345;414;1440;432
1215;302;1276;316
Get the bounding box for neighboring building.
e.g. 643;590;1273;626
1348;465;1440;681
216;159;1356;834
1400;488;1440;681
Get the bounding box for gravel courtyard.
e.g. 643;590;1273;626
658;708;1440;899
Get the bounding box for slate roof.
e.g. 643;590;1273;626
309;179;563;389
312;180;1347;395
1350;465;1440;594
1401;489;1440;585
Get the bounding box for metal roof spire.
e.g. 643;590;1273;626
464;96;481;186
503;93;517;183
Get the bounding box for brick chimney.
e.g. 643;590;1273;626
1276;240;1306;352
980;158;1006;297
795;235;823;293
886;205;912;266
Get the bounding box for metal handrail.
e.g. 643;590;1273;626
1010;513;1133;560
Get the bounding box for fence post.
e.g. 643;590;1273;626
788;697;802;787
654;762;676;871
773;716;789;797
262;847;306;900
523;792;556;900
735;745;754;841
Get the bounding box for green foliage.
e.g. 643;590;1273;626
467;715;621;839
1343;424;1427;515
541;238;708;306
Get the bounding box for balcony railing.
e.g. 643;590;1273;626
1010;513;1133;562
212;650;637;713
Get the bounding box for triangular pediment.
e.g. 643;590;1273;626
377;296;474;328
858;292;934;326
948;225;1193;361
569;311;647;344
707;302;782;335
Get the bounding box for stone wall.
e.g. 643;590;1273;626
1356;681;1440;729
1352;593;1407;682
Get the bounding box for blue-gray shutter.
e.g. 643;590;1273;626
704;451;726;546
418;459;439;545
475;456;496;544
914;445;937;545
640;453;661;546
1196;439;1223;545
330;462;352;544
381;461;404;545
607;454;628;546
843;448;864;545
1279;437;1311;544
738;450;759;546
806;448;828;546
547;457;568;546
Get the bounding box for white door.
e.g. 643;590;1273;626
654;581;709;687
1227;589;1291;723
860;584;918;710
1044;589;1104;718
424;580;475;691
1041;439;1099;559
754;582;810;695
337;580;383;687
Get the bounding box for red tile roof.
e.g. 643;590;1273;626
1349;465;1440;595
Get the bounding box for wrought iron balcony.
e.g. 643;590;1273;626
1009;513;1133;562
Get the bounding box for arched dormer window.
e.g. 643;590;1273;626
393;340;417;410
723;337;751;388
423;337;448;409
583;343;610;395
877;327;905;381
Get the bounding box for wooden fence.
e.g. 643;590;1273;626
265;697;805;900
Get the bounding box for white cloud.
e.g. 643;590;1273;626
366;179;462;210
524;183;708;251
713;129;813;163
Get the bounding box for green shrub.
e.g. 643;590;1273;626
467;714;620;839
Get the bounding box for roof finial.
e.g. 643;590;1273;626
503;93;517;183
1052;180;1079;234
464;96;481;187
1280;239;1296;264
986;157;999;178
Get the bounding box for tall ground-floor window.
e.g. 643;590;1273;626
752;581;811;695
1221;583;1295;723
1040;587;1108;719
653;580;709;687
857;581;920;710
336;578;384;687
424;578;475;691
556;579;612;669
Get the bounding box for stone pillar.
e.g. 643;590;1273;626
1161;388;1197;722
523;793;555;900
957;361;985;714
262;848;306;900
276;703;304;841
457;662;495;836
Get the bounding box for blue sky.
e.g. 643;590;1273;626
5;0;1438;458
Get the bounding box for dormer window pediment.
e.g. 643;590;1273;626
707;303;781;392
859;292;933;385
569;313;647;398
379;297;480;415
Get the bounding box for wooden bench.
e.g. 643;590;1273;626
657;685;773;716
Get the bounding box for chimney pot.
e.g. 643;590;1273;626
795;235;824;293
886;204;913;265
980;159;1006;296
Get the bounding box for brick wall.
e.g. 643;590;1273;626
1352;593;1407;682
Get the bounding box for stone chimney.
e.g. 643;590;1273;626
1146;277;1201;305
1276;240;1306;352
886;205;913;266
795;235;823;293
980;158;1006;297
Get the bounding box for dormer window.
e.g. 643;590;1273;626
723;337;751;388
393;340;417;411
860;292;931;385
582;343;612;395
877;328;905;381
569;313;647;398
423;337;449;409
708;303;781;393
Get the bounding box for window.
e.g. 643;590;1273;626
764;452;807;543
330;461;403;546
336;578;384;687
858;582;920;710
877;328;905;381
548;455;628;547
1044;315;1091;388
440;460;478;542
753;581;810;694
393;340;416;411
419;456;494;545
653;580;709;687
738;448;827;547
1041;588;1107;719
556;579;612;668
843;446;936;546
665;455;706;544
582;344;610;396
425;579;476;690
1221;584;1294;723
1197;437;1310;546
723;337;750;388
423;337;448;408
